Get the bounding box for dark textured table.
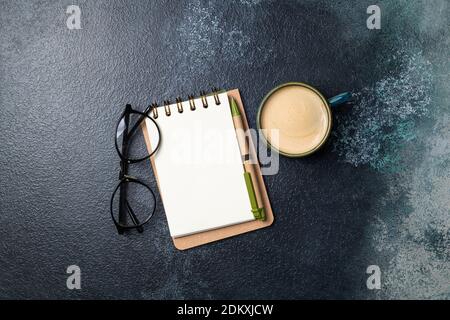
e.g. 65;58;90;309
1;0;449;299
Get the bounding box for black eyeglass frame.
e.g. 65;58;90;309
110;104;161;234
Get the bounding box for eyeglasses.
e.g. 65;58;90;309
110;104;161;234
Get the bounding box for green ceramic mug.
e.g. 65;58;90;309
257;82;351;157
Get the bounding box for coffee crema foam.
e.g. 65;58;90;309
260;85;331;155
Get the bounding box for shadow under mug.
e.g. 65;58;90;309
257;82;351;158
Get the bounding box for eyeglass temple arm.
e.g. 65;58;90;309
126;105;152;140
126;201;144;233
118;105;132;233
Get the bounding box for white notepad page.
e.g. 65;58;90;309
146;93;254;238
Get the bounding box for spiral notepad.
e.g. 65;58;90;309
144;89;274;249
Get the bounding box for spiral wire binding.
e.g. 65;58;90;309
163;100;171;116
150;102;159;119
176;97;183;113
212;87;221;105
150;88;222;119
200;90;208;108
188;95;196;111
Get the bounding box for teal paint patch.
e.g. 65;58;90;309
332;50;433;173
360;0;450;300
173;0;274;77
379;113;450;299
239;0;264;5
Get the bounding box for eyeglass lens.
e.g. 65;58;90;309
116;111;160;162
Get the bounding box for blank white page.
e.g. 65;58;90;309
146;93;254;238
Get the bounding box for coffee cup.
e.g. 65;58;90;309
257;82;351;157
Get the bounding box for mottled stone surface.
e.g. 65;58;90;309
0;0;448;299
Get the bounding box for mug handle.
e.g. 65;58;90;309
328;92;352;108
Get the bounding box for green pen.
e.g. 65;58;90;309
230;97;266;221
